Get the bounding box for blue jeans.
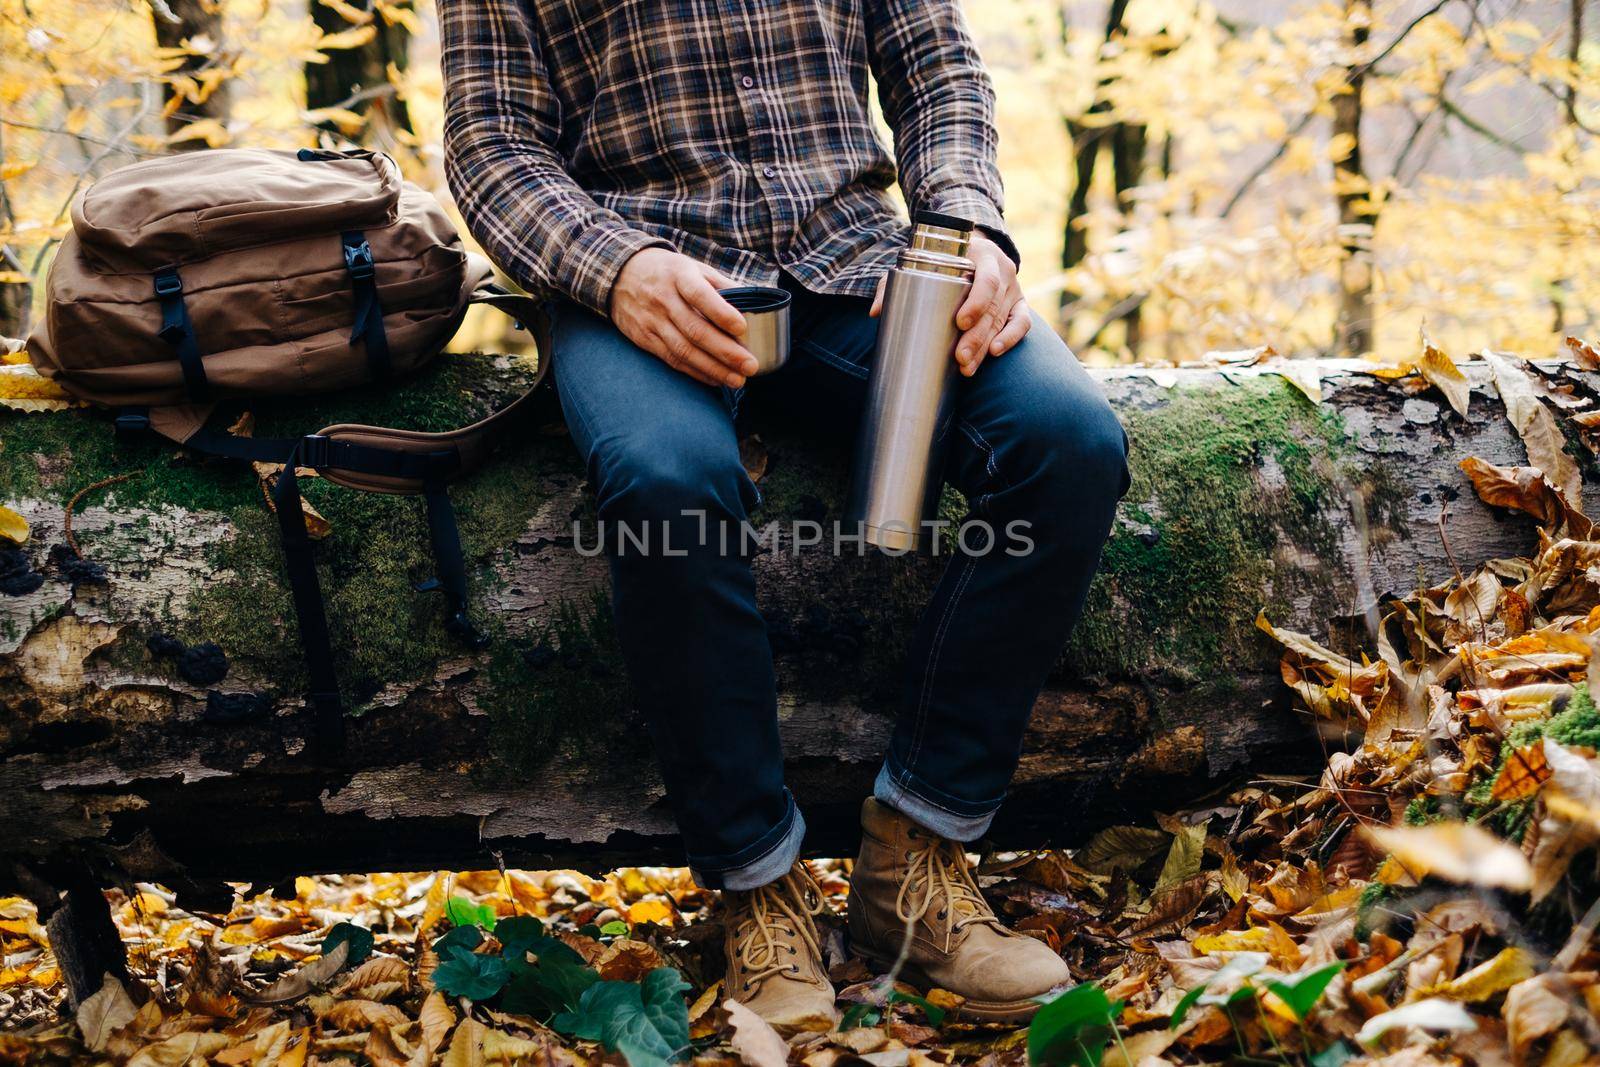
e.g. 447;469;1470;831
551;283;1129;889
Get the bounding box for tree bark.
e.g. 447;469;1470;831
1;356;1585;901
1333;0;1374;356
149;0;231;147
305;1;413;140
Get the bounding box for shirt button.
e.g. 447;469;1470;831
741;75;755;89
762;165;776;178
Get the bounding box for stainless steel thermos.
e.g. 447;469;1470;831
845;211;977;552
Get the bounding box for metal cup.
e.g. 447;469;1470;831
719;286;791;376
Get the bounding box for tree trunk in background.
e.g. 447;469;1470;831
0;126;28;339
1059;0;1148;351
3;355;1585;902
149;0;230;148
305;1;413;140
1552;0;1585;333
1333;0;1373;357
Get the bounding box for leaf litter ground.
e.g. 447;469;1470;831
4;340;1600;1066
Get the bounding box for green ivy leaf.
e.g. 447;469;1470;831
433;924;484;958
321;922;373;967
446;895;497;932
1266;961;1347;1022
502;944;600;1019
887;990;946;1027
1027;984;1123;1067
433;949;511;1002
494;916;550;957
839;1003;882;1030
553;968;691;1067
600;920;630;938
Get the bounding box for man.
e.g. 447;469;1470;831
440;0;1129;1031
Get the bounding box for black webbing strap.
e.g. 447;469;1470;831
269;447;345;759
181;427;461;759
154;268;208;402
342;232;390;379
419;485;488;650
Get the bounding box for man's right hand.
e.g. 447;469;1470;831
609;248;758;388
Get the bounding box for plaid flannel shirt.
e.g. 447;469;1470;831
438;0;1016;317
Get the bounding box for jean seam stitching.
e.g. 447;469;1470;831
907;553;978;772
958;419;1011;492
690;797;797;874
887;760;1004;817
798;339;870;380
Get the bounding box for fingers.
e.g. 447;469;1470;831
650;323;747;389
676;270;748;341
989;300;1032;357
667;297;758;378
956;260;1001;333
869;275;886;318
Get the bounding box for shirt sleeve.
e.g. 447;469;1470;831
438;0;670;315
864;0;1020;267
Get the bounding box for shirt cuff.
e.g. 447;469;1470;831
924;189;1020;269
554;221;673;317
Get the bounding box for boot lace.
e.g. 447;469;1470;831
894;830;1002;952
730;864;826;991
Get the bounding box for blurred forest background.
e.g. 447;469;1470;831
0;0;1595;366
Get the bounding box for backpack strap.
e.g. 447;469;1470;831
153;267;208;402
142;286;550;761
342;231;391;380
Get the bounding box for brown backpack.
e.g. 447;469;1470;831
27;147;551;756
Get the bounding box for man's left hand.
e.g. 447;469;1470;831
870;232;1030;377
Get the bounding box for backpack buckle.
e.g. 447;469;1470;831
153;270;183;297
299;434;331;469
114;410;151;437
343;240;375;281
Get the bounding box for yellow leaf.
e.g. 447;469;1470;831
0;161;34;181
1427;947;1535;1002
1490;743;1551;801
1418;331;1470;418
0;506;27;546
1365;822;1533;891
317;25;378;50
625;898;674;925
63;106;88;135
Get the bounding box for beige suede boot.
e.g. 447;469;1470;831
723;862;840;1033
847;799;1071;1022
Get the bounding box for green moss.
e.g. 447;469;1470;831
1403;796;1439;826
1065;377;1398;681
480;594;635;774
1549;684;1600;749
1355;881;1393;941
2;355;553;709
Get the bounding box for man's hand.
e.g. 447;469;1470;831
870;232;1031;377
611;248;758;388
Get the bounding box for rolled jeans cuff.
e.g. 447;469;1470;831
689;792;806;891
875;760;1001;842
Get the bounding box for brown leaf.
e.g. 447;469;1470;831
739;434;769;484
1459;457;1594;538
724;998;793;1067
1418;332;1471;418
1504;974;1572;1066
247;940;350;1004
417;991;455;1057
1490;744;1552;802
332;955;410;1001
1565;335;1600;370
441;1016;486;1067
1365;822;1534;891
322;997;409;1032
1486;352;1582;501
76;973;137;1053
595;938;664;982
1530;739;1600;900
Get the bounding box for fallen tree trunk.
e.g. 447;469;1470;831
1;354;1587;902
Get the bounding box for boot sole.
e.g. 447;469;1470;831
849;941;1049;1025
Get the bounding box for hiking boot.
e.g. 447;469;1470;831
847;798;1071;1023
724;862;840;1033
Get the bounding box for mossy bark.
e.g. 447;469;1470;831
0;356;1573;897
